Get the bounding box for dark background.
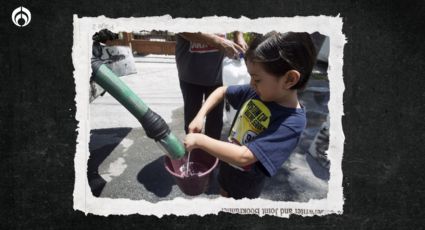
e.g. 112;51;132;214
1;0;425;229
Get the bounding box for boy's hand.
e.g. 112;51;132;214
183;133;203;152
188;116;204;133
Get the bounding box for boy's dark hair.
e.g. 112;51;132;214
245;31;317;90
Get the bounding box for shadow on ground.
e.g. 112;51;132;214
136;156;175;197
306;153;330;181
262;166;299;201
88;128;132;197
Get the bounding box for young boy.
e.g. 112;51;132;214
183;32;317;199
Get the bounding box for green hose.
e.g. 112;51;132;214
92;63;186;159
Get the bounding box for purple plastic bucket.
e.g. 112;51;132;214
164;149;219;196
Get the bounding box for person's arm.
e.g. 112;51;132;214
184;133;258;167
188;86;227;133
179;32;244;59
179;32;222;47
233;31;248;51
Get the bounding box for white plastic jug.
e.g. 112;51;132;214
222;57;251;125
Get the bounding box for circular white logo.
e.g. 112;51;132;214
12;6;31;27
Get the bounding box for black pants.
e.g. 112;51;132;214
179;80;224;140
218;162;266;199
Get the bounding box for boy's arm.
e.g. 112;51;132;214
188;86;227;133
185;85;258;167
184;133;258;167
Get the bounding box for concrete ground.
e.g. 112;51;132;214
88;54;330;202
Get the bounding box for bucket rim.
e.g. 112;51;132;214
163;155;219;178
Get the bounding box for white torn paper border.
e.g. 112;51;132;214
72;15;346;217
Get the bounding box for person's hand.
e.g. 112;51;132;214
188;116;204;133
234;35;248;52
184;133;202;152
218;38;245;59
235;39;248;52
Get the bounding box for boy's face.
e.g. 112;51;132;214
246;60;288;102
